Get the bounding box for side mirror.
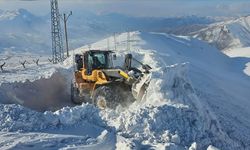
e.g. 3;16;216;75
113;54;117;60
75;54;81;63
75;54;83;71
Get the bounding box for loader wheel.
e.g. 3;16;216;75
92;86;119;109
71;83;83;104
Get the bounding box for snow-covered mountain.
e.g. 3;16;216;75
0;31;250;149
0;9;214;54
0;9;50;53
191;15;250;51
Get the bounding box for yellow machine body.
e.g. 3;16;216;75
74;68;110;97
71;50;152;108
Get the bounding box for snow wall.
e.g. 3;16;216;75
0;70;73;112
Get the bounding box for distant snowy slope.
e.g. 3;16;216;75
0;9;50;53
192;16;250;77
0;9;214;54
226;47;250;58
224;47;250;76
191;16;250;51
0;10;19;21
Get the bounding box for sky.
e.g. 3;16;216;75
1;0;250;17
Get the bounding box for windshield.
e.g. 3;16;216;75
89;52;113;69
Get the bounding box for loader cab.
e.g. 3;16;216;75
82;50;114;75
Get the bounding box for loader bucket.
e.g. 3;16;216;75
132;73;151;101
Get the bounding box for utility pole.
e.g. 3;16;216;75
127;31;130;51
88;44;91;50
113;33;117;51
63;11;72;58
107;37;110;50
51;0;64;63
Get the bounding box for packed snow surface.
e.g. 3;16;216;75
1;31;250;149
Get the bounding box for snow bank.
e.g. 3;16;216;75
0;53;56;85
0;52;75;111
0;70;73;111
102;59;239;149
0;103;114;150
0;103;105;132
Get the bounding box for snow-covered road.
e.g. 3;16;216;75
0;31;250;149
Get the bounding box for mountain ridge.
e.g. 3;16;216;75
0;8;215;54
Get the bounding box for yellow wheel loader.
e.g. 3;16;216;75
71;50;151;109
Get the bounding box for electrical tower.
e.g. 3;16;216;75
51;0;64;63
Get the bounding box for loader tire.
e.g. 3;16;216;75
71;83;83;104
92;86;120;109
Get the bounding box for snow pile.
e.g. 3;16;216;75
0;103;105;132
0;104;113;150
101;52;239;149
